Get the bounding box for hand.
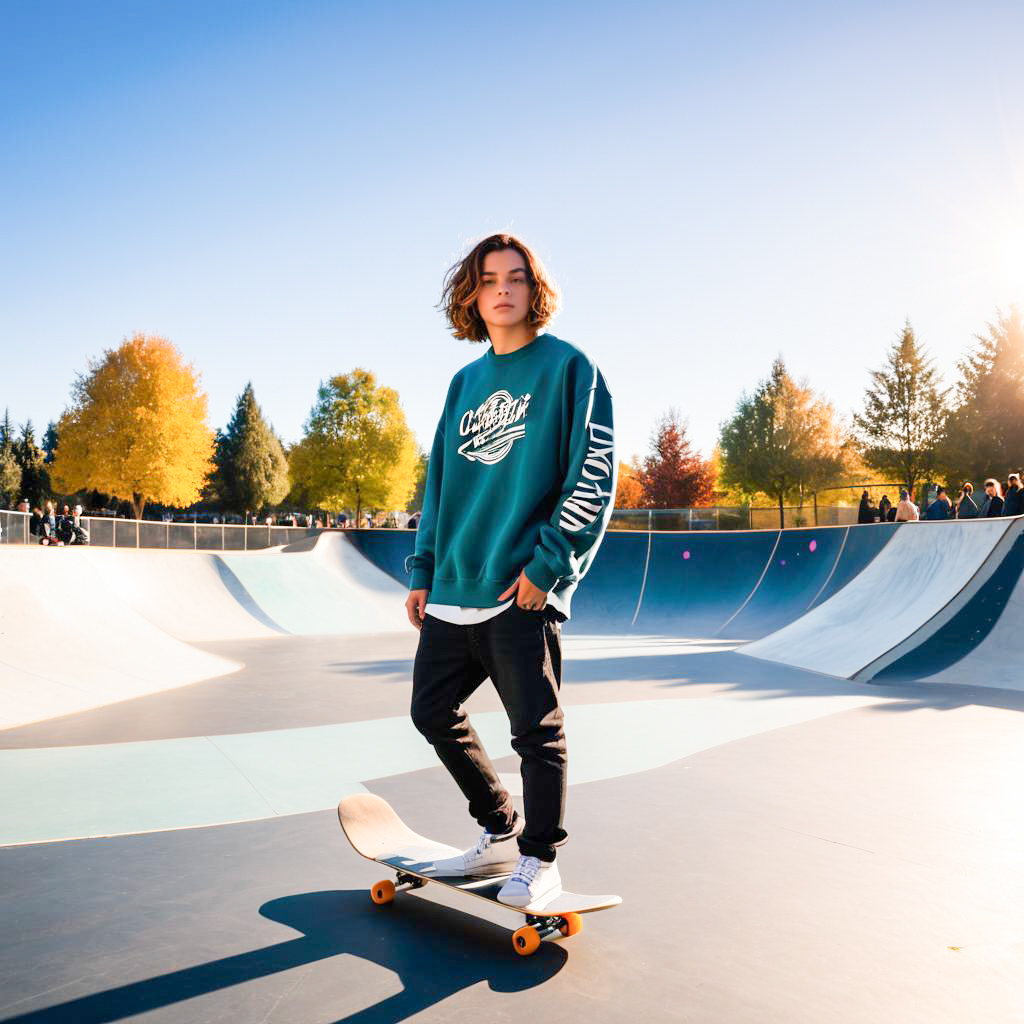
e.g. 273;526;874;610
498;569;547;610
406;589;429;630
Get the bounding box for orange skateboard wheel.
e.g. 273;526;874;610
370;879;396;905
512;925;541;956
558;913;583;937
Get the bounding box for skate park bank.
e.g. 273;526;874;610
1;523;1022;1022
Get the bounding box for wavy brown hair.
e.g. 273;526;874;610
439;234;560;342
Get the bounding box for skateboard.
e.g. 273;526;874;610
337;793;621;956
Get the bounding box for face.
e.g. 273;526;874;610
475;248;532;332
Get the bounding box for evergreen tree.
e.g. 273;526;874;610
941;307;1024;485
853;322;948;497
0;409;20;506
638;409;714;508
720;357;849;527
213;383;290;516
15;420;50;506
42;421;59;464
406;448;428;514
0;444;19;505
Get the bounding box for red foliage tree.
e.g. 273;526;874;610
638;410;714;507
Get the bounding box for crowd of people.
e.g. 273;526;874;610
21;499;90;545
331;510;420;530
857;473;1023;523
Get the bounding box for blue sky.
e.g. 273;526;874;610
2;0;1023;466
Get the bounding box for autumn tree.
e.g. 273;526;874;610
212;383;289;516
52;333;215;519
853;322;947;497
288;368;418;525
614;459;645;509
15;421;50;506
637;410;713;507
719;357;849;528
940;307;1024;485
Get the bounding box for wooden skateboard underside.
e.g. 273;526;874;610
337;792;621;917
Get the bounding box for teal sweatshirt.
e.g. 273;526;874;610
407;332;616;620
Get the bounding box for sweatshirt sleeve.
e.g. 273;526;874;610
405;410;445;591
522;368;617;592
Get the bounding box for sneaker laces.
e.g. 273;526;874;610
510;856;541;886
472;832;495;858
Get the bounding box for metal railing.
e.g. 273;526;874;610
0;510;318;549
608;506;859;531
0;504;867;547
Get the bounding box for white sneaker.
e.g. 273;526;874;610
497;855;562;908
429;818;524;878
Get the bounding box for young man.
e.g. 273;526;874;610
404;234;616;908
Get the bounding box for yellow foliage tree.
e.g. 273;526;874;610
288;369;418;524
53;333;215;519
614;458;646;509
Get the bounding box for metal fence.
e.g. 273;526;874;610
0;505;865;547
0;510;318;549
609;505;858;532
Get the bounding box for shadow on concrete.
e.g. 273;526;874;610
329;647;1024;715
0;890;565;1023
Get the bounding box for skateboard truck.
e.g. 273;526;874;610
371;868;585;955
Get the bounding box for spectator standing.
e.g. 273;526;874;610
955;483;979;519
878;494;892;522
857;491;878;524
1003;473;1022;516
982;479;1004;517
29;507;43;539
925;487;952;520
894;489;920;522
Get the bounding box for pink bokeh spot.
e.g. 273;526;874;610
682;550;691;560
780;559;786;566
809;540;817;552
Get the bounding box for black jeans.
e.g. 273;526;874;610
411;602;567;862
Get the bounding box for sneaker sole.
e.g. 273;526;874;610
498;883;563;909
429;863;518;879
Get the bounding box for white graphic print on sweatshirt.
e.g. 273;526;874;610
560;420;614;533
457;389;532;464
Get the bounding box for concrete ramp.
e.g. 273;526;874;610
0;549;242;730
740;518;1014;678
0;533;408;731
219;532;407;635
873;520;1024;690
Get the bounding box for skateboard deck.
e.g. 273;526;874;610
338;792;621;955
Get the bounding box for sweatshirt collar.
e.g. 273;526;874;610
485;332;552;364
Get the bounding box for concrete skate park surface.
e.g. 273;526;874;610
1;525;1022;1022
